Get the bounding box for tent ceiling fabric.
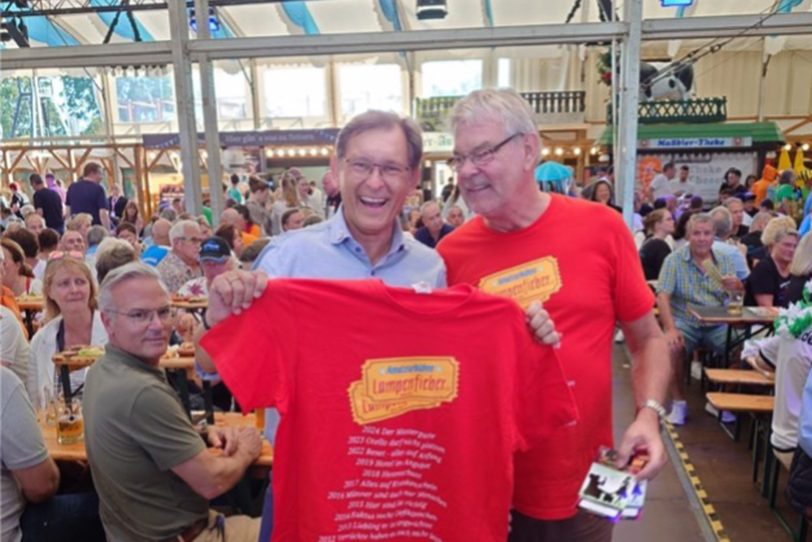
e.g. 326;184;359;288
2;0;811;52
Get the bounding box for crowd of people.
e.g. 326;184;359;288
0;86;810;541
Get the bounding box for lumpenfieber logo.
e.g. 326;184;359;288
349;357;459;425
478;256;562;308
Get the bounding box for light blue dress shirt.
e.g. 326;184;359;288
712;239;749;280
254;208;446;287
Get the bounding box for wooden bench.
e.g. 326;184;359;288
704;369;775;387
705;392;774;413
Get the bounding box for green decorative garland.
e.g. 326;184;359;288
776;279;812;338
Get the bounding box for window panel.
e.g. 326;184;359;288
421;60;482;97
339;64;403;120
263;66;326;118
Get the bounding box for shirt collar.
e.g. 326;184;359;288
327;207;407;257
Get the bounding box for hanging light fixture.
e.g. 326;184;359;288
416;0;448;20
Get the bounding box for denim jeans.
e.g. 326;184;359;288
21;492;104;542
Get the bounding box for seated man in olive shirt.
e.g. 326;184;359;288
83;262;261;541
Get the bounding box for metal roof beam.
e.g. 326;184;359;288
0;40;172;69
188;22;628;59
643;13;812;40
1;13;811;70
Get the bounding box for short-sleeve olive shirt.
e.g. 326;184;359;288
83;345;207;541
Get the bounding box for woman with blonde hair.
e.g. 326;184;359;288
270;168;303;235
28;254;107;409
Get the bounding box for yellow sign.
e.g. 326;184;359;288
349;357;459;425
478;256;563;308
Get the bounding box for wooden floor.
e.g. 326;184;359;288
611;344;801;542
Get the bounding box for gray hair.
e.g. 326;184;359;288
419;200;440;215
86;225;108;247
749;211;773;233
335;110;423;170
169;219;199;244
160;208;178;222
709;206;732;238
449;88;540;148
723;197;743;209
95;238;137;284
99;262;166;312
686;212;714;234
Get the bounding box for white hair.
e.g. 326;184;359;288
168;219;199;244
449;88;540;147
99;261;166;312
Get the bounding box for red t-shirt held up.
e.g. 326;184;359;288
201;278;577;542
437;194;655;520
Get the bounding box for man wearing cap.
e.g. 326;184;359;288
177;237;237;299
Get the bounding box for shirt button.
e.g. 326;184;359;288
370;270;376;276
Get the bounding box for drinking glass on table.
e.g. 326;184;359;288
56;397;84;445
726;290;744;316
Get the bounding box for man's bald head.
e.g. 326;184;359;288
152;219;172;246
220;208;245;231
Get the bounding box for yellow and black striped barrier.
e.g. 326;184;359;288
665;421;731;542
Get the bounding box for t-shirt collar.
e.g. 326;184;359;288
104;344;165;377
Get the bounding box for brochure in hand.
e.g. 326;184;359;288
578;447;648;520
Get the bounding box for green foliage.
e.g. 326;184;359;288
0;77;33;138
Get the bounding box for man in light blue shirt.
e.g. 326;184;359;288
710;205;750;280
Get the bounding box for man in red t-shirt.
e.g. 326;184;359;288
201;278;578;541
437;88;671;541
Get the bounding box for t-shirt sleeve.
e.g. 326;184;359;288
513;340;578;451
609;214;655;321
1;371;49;471
129;385;206;471
96;186;108;211
199;281;297;413
748;260;775;296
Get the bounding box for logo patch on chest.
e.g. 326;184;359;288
478;256;562;308
349;357;459;425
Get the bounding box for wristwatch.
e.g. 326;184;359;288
639;399;667;421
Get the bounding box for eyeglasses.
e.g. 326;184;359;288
344;158;410;182
106;306;174;325
447;133;524;171
48;250;84;261
178;237;204;244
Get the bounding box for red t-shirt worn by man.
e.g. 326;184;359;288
201;278;577;541
437;194;655;520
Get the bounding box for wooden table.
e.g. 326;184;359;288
16;296;44;337
171;299;208;313
687;305;778;363
687;305;779;325
40;412;273;467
